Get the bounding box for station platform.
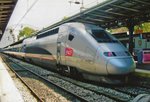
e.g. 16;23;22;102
135;63;150;78
0;56;23;102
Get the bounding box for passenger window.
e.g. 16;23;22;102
68;34;74;41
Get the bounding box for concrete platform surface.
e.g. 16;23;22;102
0;57;23;102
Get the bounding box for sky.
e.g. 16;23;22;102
0;0;106;48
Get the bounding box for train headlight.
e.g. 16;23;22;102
104;52;116;57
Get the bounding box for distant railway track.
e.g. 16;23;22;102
2;54;150;102
129;76;150;89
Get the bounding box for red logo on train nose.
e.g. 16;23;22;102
65;47;73;56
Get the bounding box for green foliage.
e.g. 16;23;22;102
109;27;128;34
19;27;36;39
134;22;150;33
62;16;68;20
110;22;150;34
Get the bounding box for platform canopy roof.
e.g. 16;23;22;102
0;0;18;40
44;0;150;31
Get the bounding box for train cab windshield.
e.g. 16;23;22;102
85;24;118;43
90;29;118;43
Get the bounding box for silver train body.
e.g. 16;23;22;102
3;22;136;83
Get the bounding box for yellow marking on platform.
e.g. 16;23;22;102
134;69;150;78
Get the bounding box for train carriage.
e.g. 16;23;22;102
3;22;136;84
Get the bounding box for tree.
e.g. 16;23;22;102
62;16;68;20
110;22;150;34
134;22;150;33
18;27;36;40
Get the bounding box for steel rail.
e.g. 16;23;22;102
1;55;44;102
2;54;89;102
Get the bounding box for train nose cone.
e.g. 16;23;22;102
106;57;135;75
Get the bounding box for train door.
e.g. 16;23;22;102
65;31;76;67
65;27;81;68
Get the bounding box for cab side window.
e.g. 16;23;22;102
68;34;74;41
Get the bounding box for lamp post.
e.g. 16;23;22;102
69;0;84;12
80;0;84;11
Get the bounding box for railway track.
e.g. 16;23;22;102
47;74;133;102
2;54;150;102
1;55;44;102
1;55;89;102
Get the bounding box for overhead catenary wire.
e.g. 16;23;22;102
12;0;104;32
13;0;40;31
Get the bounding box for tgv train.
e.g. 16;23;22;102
3;22;136;84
